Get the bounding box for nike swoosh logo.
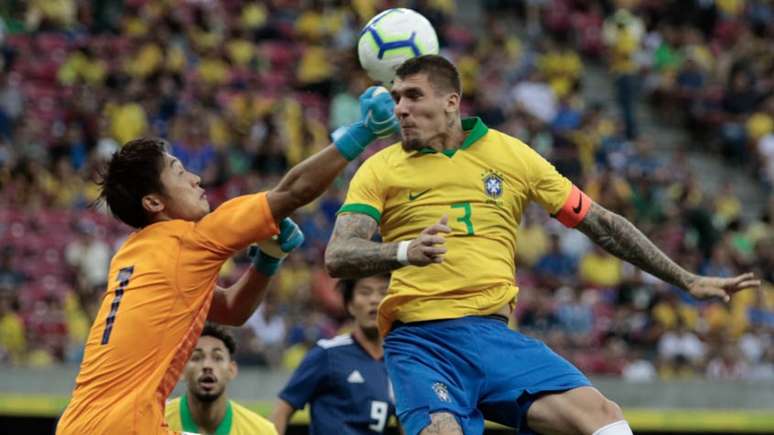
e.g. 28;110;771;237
408;188;432;201
572;194;583;214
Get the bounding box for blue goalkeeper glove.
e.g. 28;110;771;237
333;86;399;161
249;218;305;277
360;86;401;137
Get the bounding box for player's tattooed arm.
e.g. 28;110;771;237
325;213;402;278
575;202;698;290
421;412;464;435
327;213;450;277
576;203;759;300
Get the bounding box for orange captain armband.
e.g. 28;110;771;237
554;185;591;228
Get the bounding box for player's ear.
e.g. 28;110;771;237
227;360;238;381
445;92;460;114
142;193;165;214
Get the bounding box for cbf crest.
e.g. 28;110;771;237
482;170;504;199
432;382;451;403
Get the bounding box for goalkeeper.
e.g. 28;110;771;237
57;88;399;435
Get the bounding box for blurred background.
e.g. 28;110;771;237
0;0;772;433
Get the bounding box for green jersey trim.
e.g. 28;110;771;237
180;393;233;435
337;203;382;223
418;117;489;157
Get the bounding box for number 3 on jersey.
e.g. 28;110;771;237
101;266;134;345
451;202;475;235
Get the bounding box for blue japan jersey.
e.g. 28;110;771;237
279;334;396;434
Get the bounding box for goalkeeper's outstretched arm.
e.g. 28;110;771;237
268;86;398;222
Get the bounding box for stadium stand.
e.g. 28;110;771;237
0;0;771;405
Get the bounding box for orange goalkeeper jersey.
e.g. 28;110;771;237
57;192;278;435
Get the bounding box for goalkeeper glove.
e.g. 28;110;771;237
333;86;399;160
249;218;305;276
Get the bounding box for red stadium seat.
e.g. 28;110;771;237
263;41;298;69
37;33;70;51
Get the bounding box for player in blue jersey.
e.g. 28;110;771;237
272;273;396;434
325;55;760;435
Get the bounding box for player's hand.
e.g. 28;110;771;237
407;215;451;266
686;272;760;302
332;86;398;161
249;218;305;276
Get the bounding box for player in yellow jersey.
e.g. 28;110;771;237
166;323;277;435
57;87;399;435
325;55;760;435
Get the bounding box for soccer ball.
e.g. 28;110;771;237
358;8;440;83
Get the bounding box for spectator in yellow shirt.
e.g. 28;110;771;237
107;83;148;146
603;9;644;139
26;0;76;30
579;245;623;288
538;37;582;98
0;289;26;365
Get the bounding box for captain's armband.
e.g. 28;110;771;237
553;185;591;228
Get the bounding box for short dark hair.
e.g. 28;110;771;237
395;54;461;95
97;138;168;228
338;273;391;308
200;323;237;357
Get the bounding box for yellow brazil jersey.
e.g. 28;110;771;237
340;118;582;335
165;395;278;435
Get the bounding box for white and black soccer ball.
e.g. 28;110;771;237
357;8;440;83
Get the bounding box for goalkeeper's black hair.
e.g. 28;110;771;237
396;54;462;95
338;273;391;310
200;323;237;358
96;137;168;229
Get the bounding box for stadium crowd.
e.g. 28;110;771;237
0;0;771;383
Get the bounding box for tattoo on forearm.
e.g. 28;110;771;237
325;213;403;278
422;413;463;435
575;203;697;289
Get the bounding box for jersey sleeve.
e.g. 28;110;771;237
233;402;279;435
337;155;385;223
190;192;279;257
278;346;328;410
524;146;573;213
524;147;591;228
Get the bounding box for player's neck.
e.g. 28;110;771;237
425;116;466;153
352;327;383;360
187;393;228;434
149;212;172;224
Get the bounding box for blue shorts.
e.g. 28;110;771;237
383;316;591;435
